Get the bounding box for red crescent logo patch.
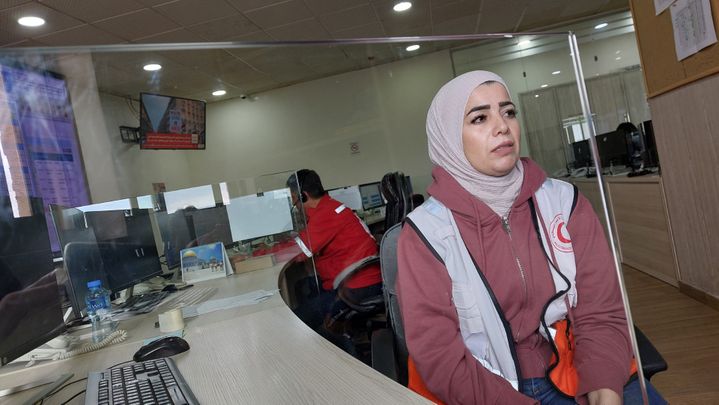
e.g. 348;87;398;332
549;214;573;253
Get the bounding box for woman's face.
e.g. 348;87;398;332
461;82;521;176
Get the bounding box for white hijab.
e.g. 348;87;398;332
427;71;523;218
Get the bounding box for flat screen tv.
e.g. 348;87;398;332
139;92;206;150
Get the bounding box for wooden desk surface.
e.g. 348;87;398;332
0;259;426;404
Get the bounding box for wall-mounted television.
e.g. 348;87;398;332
139;92;206;150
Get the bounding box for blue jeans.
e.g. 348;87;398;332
520;376;667;404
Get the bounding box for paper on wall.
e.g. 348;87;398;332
655;0;675;15
671;0;718;61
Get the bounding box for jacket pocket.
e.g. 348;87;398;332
452;282;490;357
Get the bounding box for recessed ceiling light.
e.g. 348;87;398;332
212;90;226;96
518;39;531;47
143;63;162;71
615;50;621;54
615;56;622;60
595;22;608;29
503;34;513;38
406;44;420;52
18;16;45;27
552;70;561;75
540;84;548;88
393;2;412;12
534;94;539;98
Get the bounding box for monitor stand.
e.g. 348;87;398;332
0;373;73;401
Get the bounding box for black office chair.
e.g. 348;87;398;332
370;223;667;388
381;172;412;230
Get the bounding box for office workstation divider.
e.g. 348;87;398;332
0;28;655;404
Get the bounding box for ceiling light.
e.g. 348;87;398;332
212;90;226;96
615;56;622;60
534;94;539;98
143;64;162;71
393;2;412;12
540;84;548;88
518;40;531;47
406;44;420;52
503;34;513;38
594;22;608;29
552;70;561;75
615;50;621;54
18;16;45;27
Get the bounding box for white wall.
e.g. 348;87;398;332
75;32;642;201
187;50;455;197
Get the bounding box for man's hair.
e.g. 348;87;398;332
294;169;326;199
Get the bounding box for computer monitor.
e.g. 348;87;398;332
596;130;629;168
156;209;195;269
84;209;162;293
571;139;592;169
51;205;162;317
359;182;385;210
186;205;234;247
0;198;65;366
641;120;660;168
327;186;363;211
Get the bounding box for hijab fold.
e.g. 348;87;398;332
426;71;523;218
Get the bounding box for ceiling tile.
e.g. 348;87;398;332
224;30;274;60
155;0;238;27
432;14;478;35
134;28;207;43
38;0;146;23
478;0;527;33
35;24;126;46
333;22;385;39
373;0;431;36
265;18;330;40
304;0;370;16
225;0;285;12
598;0;632;13
0;1;32;11
96;8;180;41
187;13;260;41
431;0;481;24
244;0;312;29
135;0;177;6
159;48;236;70
0;3;84;39
319;4;377;33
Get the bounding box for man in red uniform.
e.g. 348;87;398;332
289;170;382;348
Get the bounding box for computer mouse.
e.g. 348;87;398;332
133;336;190;362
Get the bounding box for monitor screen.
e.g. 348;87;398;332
187;205;234;247
359;182;384;210
226;189;294;242
596;131;628;167
0;198;65;366
139;92;206;150
571;139;592;168
327;186;363;211
0;64;91;253
51;206;162;317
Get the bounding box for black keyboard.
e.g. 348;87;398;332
85;358;199;405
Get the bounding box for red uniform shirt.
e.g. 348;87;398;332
297;195;382;290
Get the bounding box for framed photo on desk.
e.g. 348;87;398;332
180;242;233;283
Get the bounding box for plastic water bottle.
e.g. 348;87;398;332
85;280;117;343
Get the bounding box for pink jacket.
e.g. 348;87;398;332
396;159;632;404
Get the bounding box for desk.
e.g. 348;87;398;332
0;258;427;404
570;175;679;286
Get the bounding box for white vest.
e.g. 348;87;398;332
405;178;578;389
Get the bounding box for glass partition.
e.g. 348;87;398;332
0;23;659;403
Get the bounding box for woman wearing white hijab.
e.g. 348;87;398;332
396;71;666;404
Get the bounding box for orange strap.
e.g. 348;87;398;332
407;356;445;404
548;319;638;397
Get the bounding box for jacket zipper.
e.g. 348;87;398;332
502;214;527;340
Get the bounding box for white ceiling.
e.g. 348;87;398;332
0;0;630;101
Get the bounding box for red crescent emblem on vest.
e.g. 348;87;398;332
557;222;571;244
549;214;573;253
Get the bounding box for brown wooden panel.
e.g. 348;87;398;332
630;0;719;97
606;180;678;286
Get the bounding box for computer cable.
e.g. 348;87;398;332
36;377;86;405
58;389;85;405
